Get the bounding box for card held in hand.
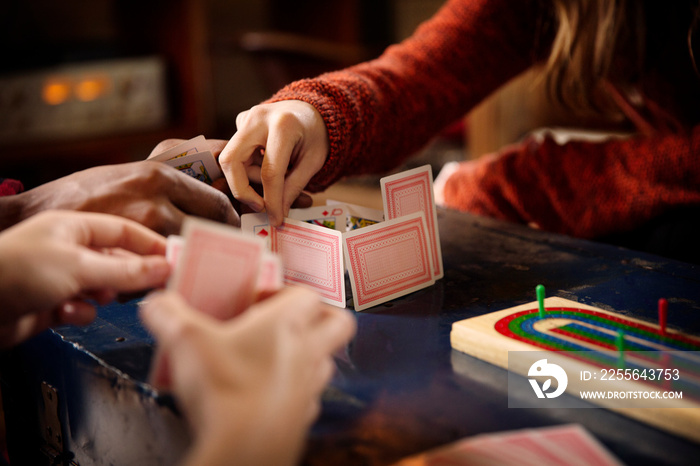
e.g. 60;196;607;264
148;135;223;185
270;217;345;308
165;234;185;269
148;135;207;161
381;164;443;279
168;217;265;320
162;151;222;185
241;212;270;236
257;251;283;294
344;211;434;311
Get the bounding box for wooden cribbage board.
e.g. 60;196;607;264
450;297;700;443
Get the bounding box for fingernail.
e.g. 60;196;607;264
270;215;282;227
62;302;76;315
142;289;165;302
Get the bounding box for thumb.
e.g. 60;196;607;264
56;300;97;327
139;291;216;400
139;291;213;346
139;291;188;344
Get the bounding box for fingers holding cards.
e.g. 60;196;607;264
239;164;444;312
168;218;269;320
162;163;443;314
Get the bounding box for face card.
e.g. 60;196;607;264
270;217;345;308
162;150;223;184
326;200;384;231
288;205;347;231
168;217;265;320
344;211;434;311
381;165;443;279
149;135;207;161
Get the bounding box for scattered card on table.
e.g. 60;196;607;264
270;217;345;307
344;211;434;311
288;204;347;231
381;164;443;279
326;199;384;231
168;217;265;320
392;424;622;466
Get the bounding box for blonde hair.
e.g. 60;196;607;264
545;0;700;119
545;0;641;116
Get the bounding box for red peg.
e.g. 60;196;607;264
658;298;668;335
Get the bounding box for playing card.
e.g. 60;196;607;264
168;217;265;320
381;165;443;279
536;425;622;466
288;205;347;231
393;424;622;466
326;199;384;231
464;430;571;465
257;251;283;294
241;212;272;247
270;217;345;308
344;211;434;311
162;150;223;184
241;204;347;244
165;234;185;269
148;135;207;161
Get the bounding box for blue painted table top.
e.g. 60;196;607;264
51;208;700;465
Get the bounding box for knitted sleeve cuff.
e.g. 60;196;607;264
267;79;350;193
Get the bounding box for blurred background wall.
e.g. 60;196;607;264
0;0;452;188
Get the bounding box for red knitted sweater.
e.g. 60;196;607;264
268;0;700;239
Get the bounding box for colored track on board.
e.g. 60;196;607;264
495;307;700;396
495;307;700;351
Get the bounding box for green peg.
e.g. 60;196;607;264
536;284;546;318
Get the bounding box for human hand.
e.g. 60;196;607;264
140;286;356;466
148;138;297;218
0;210;170;349
217;100;329;226
8;161;239;236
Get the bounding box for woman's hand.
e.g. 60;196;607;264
218;100;329;226
0;210;170;348
140;286;356;466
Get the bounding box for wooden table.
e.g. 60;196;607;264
3;208;700;465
